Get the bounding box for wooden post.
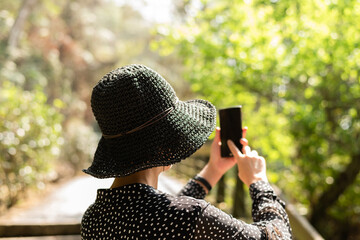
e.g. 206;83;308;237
216;175;225;203
232;168;247;218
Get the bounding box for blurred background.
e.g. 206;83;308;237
0;0;359;239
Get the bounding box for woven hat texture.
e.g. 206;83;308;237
83;64;216;178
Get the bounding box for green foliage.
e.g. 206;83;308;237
0;81;63;212
0;0;119;175
153;0;360;238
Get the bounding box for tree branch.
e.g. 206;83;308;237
8;0;38;50
310;153;360;226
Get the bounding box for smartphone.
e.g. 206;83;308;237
219;106;243;157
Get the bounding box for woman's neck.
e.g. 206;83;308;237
110;166;163;189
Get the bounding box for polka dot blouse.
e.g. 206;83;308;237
81;180;292;239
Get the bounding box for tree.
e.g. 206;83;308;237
0;82;63;213
153;0;360;238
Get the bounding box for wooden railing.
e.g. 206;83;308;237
272;185;324;240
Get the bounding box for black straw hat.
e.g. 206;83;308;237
83;64;216;178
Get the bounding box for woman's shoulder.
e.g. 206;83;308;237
160;191;211;212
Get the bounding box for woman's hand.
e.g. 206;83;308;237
208;127;247;176
197;127;247;191
227;137;268;187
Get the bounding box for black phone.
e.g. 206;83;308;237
219;106;243;157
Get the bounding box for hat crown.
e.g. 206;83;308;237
91;64;178;135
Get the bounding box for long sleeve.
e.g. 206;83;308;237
178;179;206;199
249;181;292;239
194;181;292;239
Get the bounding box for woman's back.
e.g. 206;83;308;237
81;181;291;239
81;183;200;239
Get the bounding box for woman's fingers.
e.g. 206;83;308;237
213;127;221;146
250;150;258;157
227;140;243;157
242;126;248;138
240;138;248;147
227;136;257;158
240;138;251;155
215;127;221;141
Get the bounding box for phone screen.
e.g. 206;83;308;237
219;106;242;157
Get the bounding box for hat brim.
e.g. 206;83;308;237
83;99;216;178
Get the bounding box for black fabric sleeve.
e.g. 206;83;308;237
177;179;206;199
194;181;292;239
249;181;292;239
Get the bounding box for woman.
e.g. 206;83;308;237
81;64;292;239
